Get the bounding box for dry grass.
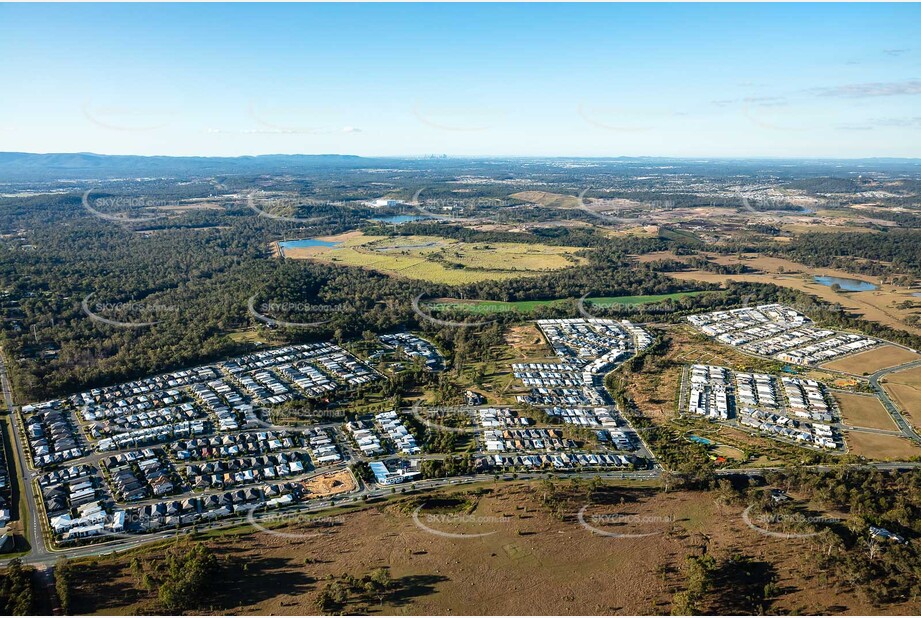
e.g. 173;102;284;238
834;392;896;430
509;191;582;209
883;366;921;433
663;252;921;335
781;224;879;235
63;482;921;616
445;323;558;407
844;431;921;460
821;345;921;374
282;232;587;285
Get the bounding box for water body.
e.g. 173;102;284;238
278;238;341;256
813;275;878;292
370;214;430;224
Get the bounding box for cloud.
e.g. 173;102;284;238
205;126;361;135
836;117;921;131
811;79;921;98
206;127;303;135
874;116;921;127
711;96;787;108
742;96;787;108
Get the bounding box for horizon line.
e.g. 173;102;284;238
4;150;921;162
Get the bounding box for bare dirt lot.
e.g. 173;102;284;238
64;482;921;616
299;469;358;498
822;346;921;374
834;392;897;431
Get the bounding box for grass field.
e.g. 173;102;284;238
584;291;710;306
711;444;746;460
282;232;588;284
427;291;710;314
509;190;582;209
882;365;921;433
60;482;920;616
834;392;896;430
843;431;921;460
821;345;921;374
781;223;879;235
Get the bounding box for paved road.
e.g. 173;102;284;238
681;345;921;447
0;348;61;609
7;455;918;568
0;349;49;560
0;466;661;567
719;460;921;476
867;359;921;444
4;345;921;570
2;438;919;570
839;424;904;437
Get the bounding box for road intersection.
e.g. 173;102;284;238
3;346;921;571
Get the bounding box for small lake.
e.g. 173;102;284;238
813;275;878;292
278;238;341;254
369;214;430;224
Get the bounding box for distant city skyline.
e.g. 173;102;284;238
1;2;920;158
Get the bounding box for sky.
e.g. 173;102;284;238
1;2;920;158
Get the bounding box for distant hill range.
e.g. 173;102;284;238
2;151;919;183
0;152;375;181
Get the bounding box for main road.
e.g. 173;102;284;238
5;453;921;569
867;359;921;444
3;348;921;569
0;349;49;562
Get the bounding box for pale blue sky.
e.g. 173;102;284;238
1;3;920;158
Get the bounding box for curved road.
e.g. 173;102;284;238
3;348;921;570
867;359;921;444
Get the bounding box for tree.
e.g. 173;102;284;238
54;558;73;615
0;559;35;616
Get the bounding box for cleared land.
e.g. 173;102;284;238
843;431;921;460
62;482;920;616
299;469;358;498
509;190;582;209
883;365;921;433
656;252;921;335
427;291;709;314
781;223;879;235
834;392;897;431
282;232;588;285
821;345;921;374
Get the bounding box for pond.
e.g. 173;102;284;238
278;238;341;255
369;214;431;224
813;275;878;292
